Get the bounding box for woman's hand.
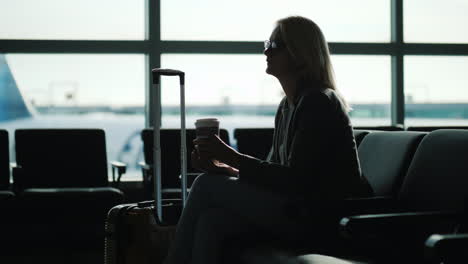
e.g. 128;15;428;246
191;149;239;176
193;134;242;169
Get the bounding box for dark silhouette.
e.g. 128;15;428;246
163;16;373;264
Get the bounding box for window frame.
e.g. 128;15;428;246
1;0;468;127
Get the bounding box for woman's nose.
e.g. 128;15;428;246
263;47;272;56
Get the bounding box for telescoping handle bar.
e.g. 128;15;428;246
152;69;185;85
151;68;187;224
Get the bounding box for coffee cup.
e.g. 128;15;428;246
195;118;220;139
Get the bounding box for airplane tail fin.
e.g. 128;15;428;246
0;54;34;122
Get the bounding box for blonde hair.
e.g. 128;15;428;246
276;16;350;110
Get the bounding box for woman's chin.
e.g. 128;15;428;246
265;67;274;75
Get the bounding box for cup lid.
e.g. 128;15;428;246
195;118;219;127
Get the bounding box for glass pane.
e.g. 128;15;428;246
161;54;391;142
160;54;279;140
405;56;468;126
0;0;146;40
161;0;390;42
333;55;391;126
0;54;146;180
404;0;468;43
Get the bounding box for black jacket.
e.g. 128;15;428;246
239;87;373;202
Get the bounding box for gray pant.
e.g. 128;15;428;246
163;173;308;264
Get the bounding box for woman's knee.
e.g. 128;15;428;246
191;173;231;193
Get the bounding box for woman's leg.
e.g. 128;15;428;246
191;208;256;264
164;173;301;264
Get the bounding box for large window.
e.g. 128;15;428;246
161;54;278;131
6;54;145;107
161;0;390;42
0;0;146;40
1;54;145;179
404;0;468;43
2;0;468;181
405;56;468;125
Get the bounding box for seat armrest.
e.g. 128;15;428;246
179;172;202;187
110;161;127;185
283;196;397;225
178;172;202;179
425;233;468;263
340;211;462;240
11;163;24;192
138;161;152;171
339;196;399;215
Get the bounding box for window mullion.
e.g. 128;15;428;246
391;0;404;126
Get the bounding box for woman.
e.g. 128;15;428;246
163;16;373;264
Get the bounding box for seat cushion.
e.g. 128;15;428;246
15;187;125;250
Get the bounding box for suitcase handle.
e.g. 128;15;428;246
152;68;185;85
151;68;187;225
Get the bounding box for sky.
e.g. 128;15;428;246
1;0;468;107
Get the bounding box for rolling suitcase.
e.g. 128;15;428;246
104;69;190;264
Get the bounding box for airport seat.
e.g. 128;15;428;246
290;131;427;255
11;129;125;250
357;131;426;197
296;129;468;263
234;128;274;160
0;129;16;256
223;131;426;262
140;128;230;199
0;129;10;190
13;129;126;190
0;129;14;200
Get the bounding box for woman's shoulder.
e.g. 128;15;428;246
299;88;342;109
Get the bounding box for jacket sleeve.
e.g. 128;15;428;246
238;93;340;199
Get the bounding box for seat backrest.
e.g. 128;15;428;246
0;130;9;190
14;129;108;189
358;131;426;197
354;125;405;131
398;130;468;211
141;128;230;188
406;126;468;132
234;128;274;160
353;130;371;147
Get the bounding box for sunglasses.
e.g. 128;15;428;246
264;40;285;50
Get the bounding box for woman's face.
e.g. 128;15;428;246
263;27;297;78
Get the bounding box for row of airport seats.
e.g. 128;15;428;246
231;128;468;264
233;125;468;160
0;127;231;259
2;126;467;261
137;125;468;263
0;129;126;258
